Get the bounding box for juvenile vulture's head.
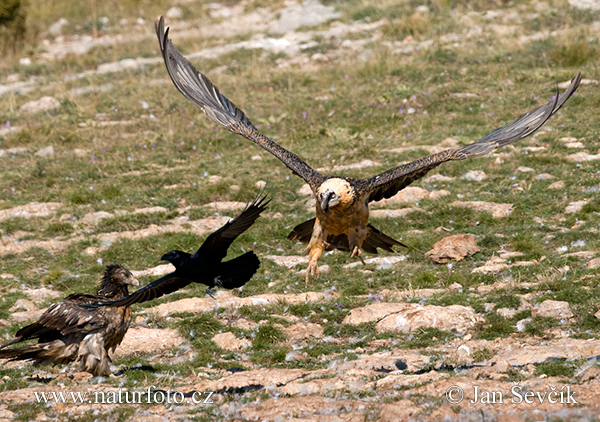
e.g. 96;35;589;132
103;264;139;287
317;178;356;214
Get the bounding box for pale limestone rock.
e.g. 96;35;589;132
20;96;61;114
204;201;246;211
531;300;574;320
370;207;419;218
451;201;513;218
374;187;449;206
9;299;37;312
35;146;55;157
22;287;62;302
378;400;422;421
587;257;600;269
80;211;114;224
426;233;479;263
211;332;251;351
0;202;61;222
297;183;313;196
343;302;481;334
565;200;588;214
548;180;565;189
463;170;486;182
112;327;185;357
285;322;324;341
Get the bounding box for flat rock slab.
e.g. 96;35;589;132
0;202;61;221
146;290;336;318
489;338;600;366
113;327;185;358
343;302;481;334
426;233;480;263
451;201;513;218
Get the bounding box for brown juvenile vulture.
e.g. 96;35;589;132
0;265;139;376
90;193;268;308
155;16;581;282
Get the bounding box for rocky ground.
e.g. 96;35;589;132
0;0;600;420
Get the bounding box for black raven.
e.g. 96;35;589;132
91;194;269;308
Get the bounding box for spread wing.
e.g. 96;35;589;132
356;73;582;202
194;192;270;263
155;16;326;190
1;294;113;348
87;273;194;308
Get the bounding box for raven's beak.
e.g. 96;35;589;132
160;253;169;261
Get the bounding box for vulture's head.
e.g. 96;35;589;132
103;264;139;287
317;178;356;214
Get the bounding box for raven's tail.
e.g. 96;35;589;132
217;251;260;289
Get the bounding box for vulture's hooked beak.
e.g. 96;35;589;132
320;189;338;213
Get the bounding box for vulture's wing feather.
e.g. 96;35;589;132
156;16;326;190
356;73;581;202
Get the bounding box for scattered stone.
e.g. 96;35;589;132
536;173;554;180
49;18;69;36
343;256;405;269
9;299;37;313
548;180;565;189
147;290;335;318
255;180;267;189
268;0;342;34
131;264;174;278
204;201;246;211
80;211;114;224
22;287;62;302
565;199;588;214
451;201;513;218
284;350;309;362
0;202;61;222
285;322;324;341
318;159;380;172
208;175;222;184
375;187;449;206
370;207;419;218
343;302;480;334
112;327;185;358
378;399;422;421
165;7;183;19
132;206;169;215
211;332;251;351
20;97;61;114
587;258;600;269
531;300;574;320
35;146;55;157
463;170;486;182
426;233;479;263
297;184;313;196
568;152;600;162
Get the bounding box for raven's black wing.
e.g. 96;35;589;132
87;273;193;308
193;192;269;263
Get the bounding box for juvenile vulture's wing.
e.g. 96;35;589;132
1;294;111;348
193;193;270;263
355;73;582;202
88;273;193;308
155;16;326;191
